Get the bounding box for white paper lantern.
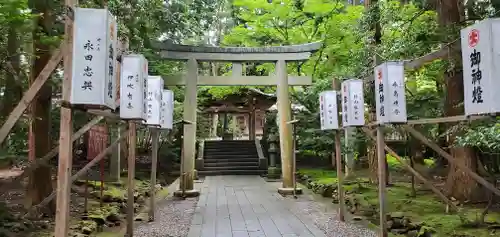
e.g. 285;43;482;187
145;76;163;126
160;90;174;129
374;61;407;124
119;54;148;120
461;18;500;116
319;91;339;130
70;8;117;110
341;79;365;127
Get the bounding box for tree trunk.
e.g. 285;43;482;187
409;126;425;165
25;3;55;213
3;25;23;118
437;0;486;202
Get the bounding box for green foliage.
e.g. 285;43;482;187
455;122;500;152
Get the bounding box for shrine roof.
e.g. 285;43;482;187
200;88;276;112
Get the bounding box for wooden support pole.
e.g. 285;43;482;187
126;122;137;237
332;80;345;221
26;130;129;217
148;128;159;221
54;1;74;234
0;116;103;197
0;45;63;146
376;126;388;237
361;127;459;212
403;125;500;197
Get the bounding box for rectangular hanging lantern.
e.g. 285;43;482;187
461;18;500;116
70;7;117;110
119;54;148;120
145;76;163;126
160;90;174;129
319;91;339;130
341;79;365;127
374;61;407;124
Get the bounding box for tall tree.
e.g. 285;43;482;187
437;0;485;201
26;0;57;212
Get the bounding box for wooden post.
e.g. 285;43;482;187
110;125;122;181
376;125;388;237
332;79;345;221
148;128;159;221
126;122;137;237
54;1;74;235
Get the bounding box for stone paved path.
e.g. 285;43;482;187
187;176;328;237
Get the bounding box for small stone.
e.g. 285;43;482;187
390;228;408;234
390;212;404;218
352;216;363;221
81;226;93;235
407;230;418;237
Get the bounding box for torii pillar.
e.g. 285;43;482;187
276;60;301;194
174;58;200;197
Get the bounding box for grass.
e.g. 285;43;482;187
299;167;500;237
298;168;338;184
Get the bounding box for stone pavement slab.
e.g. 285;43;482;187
187;176;326;237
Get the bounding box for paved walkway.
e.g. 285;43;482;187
187;176;327;237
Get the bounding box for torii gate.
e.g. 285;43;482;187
152;42;322;196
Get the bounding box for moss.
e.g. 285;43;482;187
79;220;97;234
86;204;120;225
301;168;500;237
298;168;337;181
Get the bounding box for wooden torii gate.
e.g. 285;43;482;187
152;42;321;195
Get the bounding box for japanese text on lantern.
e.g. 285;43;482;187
377;69;385;117
319;91;339;130
470;48;483;104
341;79;365;127
160;90;174;129
145;76;163;126
70;8;116;109
119;55;148;120
459;18;500;116
342;84;348;125
374;61;407;124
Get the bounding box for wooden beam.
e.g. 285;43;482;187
54;5;73;235
148;128;159;221
26;130;129;217
361;127;460;212
87;109;121;120
363;41;460;82
366;115;488;127
159;51;313;61
404;41;460;70
162;75;312;86
403;125;500;197
126;122;137;236
0;44;63;146
0;116;104;197
332;79;345;221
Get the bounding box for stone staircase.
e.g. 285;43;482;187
198;140;266;175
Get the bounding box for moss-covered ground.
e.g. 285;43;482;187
298;164;500;237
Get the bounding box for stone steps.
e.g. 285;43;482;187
200;140;265;176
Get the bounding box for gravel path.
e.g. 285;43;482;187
273;184;377;237
133;181;202;237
